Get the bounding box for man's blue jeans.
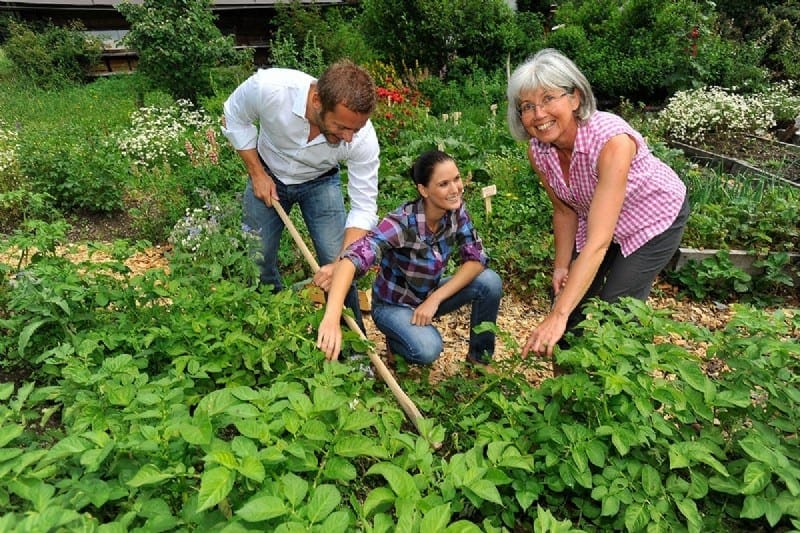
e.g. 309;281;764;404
371;268;502;365
243;174;365;331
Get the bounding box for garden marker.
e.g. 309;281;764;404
271;202;434;443
482;184;497;218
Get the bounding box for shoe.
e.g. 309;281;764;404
467;354;497;375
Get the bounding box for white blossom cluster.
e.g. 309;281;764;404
657;86;777;143
116;99;215;170
0;120;20;180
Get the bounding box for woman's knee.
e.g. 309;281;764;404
477;269;503;300
391;332;442;365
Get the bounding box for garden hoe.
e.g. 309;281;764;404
271;202;430;439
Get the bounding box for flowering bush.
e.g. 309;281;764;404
116;99;215;170
0;119;21;190
168;190;261;283
656;83;800;143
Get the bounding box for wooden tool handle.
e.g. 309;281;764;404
271;202;426;431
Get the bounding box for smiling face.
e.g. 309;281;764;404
418;159;464;215
309;90;369;146
518;87;581;150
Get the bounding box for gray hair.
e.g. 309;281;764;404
506;48;597;141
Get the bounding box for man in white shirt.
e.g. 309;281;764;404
221;60;380;331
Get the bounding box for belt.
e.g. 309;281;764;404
258;154;338;181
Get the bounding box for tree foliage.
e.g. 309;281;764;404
358;0;527;77
118;0;249;102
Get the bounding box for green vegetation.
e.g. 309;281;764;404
0;1;799;530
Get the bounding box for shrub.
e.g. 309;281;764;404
17;127;126;214
547;0;768;102
3;20;101;89
359;0;522;76
118;0;250;103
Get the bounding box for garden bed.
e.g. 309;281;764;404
670;132;800;188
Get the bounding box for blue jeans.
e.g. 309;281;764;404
243;174;365;331
371;268;502;365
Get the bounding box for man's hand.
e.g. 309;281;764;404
252;172;278;207
313;263;336;292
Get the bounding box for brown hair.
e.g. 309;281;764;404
316;60;377;115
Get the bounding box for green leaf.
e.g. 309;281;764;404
739;436;778;467
323;456;357;481
340;409;379;432
312;386;347;412
363;486;396;517
196;466;235;513
420;503;451;532
601;495;619;517
610;426;636;456
676;498;702;533
0;383;14;401
585;439;606;468
282;472;308;507
741;462;772;495
180;410;213;445
740;494;767;519
320;509;351;532
127;464;173;487
237;455;266;483
19;319;49;357
366;462;421;500
641;464;662;497
306;484;341;524
333;436;388;459
236;494;287;522
205;450;238;470
0;424;25;448
466;479;503;504
623;502;648;532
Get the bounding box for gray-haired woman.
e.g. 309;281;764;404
507;48;689;363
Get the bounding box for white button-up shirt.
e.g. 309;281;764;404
221;68;380;231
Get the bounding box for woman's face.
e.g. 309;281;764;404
518;87;580;148
418;159;463;212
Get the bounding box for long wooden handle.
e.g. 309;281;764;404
271;202;426;431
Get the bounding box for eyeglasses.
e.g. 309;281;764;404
517;92;570;117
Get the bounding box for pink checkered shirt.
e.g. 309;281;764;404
530;111;686;256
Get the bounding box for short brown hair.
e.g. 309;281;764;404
316;60;376;116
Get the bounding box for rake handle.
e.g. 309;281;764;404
271;202;426;431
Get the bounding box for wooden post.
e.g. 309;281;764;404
481;184;497;218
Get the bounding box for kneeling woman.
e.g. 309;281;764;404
316;150;502;366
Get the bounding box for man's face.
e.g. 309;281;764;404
313;103;369;146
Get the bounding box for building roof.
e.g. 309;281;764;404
0;0;347;8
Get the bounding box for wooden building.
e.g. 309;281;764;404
0;1;351;71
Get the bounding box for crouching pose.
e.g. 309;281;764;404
316;149;502;366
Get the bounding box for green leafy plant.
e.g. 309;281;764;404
3;20;102;89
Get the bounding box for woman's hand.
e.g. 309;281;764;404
411;298;440;326
316;314;343;361
521;312;568;358
552;267;569;296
